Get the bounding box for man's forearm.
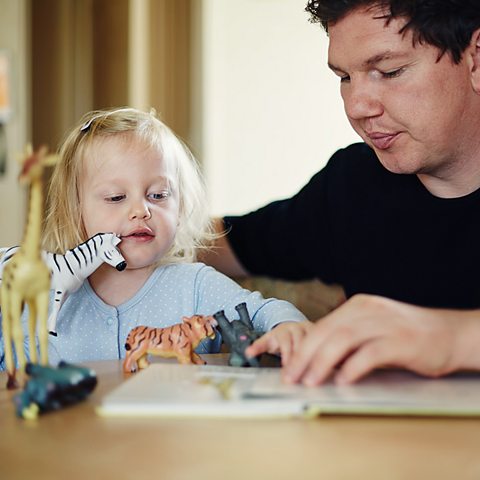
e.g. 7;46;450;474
449;309;480;372
199;218;250;278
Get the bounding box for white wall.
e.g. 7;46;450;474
191;0;360;216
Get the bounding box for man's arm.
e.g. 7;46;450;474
250;294;480;384
199;218;250;278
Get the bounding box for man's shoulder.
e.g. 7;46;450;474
337;142;375;156
322;142;402;189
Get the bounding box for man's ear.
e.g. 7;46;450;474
469;28;480;93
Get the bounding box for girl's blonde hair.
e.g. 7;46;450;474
43;107;214;264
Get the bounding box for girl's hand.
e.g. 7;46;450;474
245;321;313;366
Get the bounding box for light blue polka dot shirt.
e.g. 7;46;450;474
0;263;306;369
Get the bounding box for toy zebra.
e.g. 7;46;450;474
0;232;127;335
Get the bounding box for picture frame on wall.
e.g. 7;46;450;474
0;50;11;176
0;50;11;122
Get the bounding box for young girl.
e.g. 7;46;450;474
0;107;309;369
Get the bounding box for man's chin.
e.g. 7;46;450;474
375;151;421;176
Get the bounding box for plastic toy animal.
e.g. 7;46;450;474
214;302;263;367
0;146;56;389
123;315;218;372
14;361;97;419
1;232;127;335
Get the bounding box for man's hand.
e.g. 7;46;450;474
282;294;480;385
245;321;313;366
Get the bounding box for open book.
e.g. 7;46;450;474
97;362;480;418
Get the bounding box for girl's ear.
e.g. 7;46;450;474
469;28;480;93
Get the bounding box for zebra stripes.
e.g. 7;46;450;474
0;232;126;335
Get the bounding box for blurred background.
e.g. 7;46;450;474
0;0;359;247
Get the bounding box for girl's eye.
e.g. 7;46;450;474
340;75;351;83
148;191;171;201
106;195;125;203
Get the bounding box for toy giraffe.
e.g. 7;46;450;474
1;146;57;389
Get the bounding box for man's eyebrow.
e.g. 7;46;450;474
328;50;410;72
362;50;410;67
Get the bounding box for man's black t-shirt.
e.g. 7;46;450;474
225;143;480;309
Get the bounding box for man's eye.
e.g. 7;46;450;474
106;195;125;202
148;191;171;201
382;68;404;79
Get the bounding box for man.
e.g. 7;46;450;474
202;0;480;385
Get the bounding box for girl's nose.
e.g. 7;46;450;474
128;201;151;220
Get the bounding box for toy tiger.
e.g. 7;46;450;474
123;315;218;373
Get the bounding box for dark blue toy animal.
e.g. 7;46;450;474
14;361;97;419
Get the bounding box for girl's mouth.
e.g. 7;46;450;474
122;231;155;242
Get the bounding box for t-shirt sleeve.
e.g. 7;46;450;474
224;152;342;282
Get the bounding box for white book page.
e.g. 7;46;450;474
98;364;480;418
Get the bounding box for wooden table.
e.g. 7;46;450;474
1;357;480;480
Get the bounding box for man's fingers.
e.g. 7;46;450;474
300;327;367;386
246;332;279;357
334;339;402;384
245;337;267;357
282;324;329;384
283;320;377;386
281;324;309;365
283;306;352;383
279;336;293;366
282;330;304;365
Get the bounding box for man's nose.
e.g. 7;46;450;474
128;200;151;220
343;82;383;121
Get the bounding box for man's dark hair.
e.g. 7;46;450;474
305;0;480;64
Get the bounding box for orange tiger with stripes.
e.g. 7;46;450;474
123;315;218;373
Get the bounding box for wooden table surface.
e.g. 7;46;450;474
1;356;480;480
